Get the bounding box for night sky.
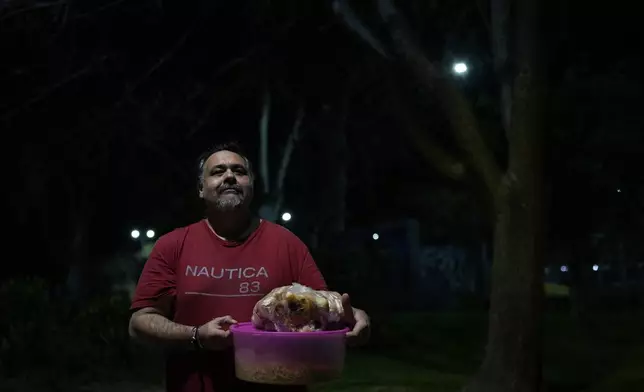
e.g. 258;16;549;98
2;0;643;280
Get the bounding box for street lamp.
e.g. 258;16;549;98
131;228;156;240
452;62;468;75
281;212;292;222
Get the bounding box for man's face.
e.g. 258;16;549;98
199;150;253;211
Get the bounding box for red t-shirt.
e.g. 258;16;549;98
131;219;327;392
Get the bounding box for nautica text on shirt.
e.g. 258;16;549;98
185;265;269;280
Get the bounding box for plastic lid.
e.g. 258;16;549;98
231;322;349;337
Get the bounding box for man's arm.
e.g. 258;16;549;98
130;307;237;351
129;230;194;349
129;307;194;349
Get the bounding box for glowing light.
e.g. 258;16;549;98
453;62;468;74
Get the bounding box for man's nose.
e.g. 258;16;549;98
222;170;236;181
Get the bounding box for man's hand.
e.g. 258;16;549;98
198;315;238;350
341;294;370;347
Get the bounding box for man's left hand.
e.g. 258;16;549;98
341;293;370;347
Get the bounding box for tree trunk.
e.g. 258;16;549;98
258;104;305;222
467;0;544;388
466;181;544;392
335;1;545;389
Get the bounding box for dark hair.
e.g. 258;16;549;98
197;141;254;185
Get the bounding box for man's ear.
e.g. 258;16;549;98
198;182;204;199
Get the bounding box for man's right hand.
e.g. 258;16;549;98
198;315;238;350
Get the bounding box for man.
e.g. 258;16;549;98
129;142;370;392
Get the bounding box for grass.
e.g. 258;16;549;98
3;310;642;392
313;312;484;392
312;310;644;392
316;353;468;392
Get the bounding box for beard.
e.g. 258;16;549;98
213;194;244;211
210;183;251;212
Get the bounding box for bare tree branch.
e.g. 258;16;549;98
385;78;466;180
0;0;131;23
180;24;295;129
271;104;305;219
259;86;271;194
138;137;193;186
0;1;65;22
475;0;491;33
333;0;501;192
404;118;467;180
186;45;268;103
491;0;512;135
71;0;130;20
58;1;68;24
257;102;307;222
376;0;503;197
1;56;105;123
275;104;305;196
332;0;390;58
186;78;255;139
115;27;194;108
185;20;296;105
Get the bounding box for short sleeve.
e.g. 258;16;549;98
297;250;328;291
275;224;327;290
130;230;182;313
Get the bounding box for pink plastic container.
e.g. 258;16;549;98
230;322;349;385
